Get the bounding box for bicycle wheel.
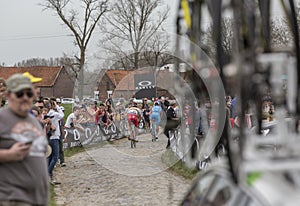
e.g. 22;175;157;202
130;121;136;148
151;120;156;142
131;139;135;148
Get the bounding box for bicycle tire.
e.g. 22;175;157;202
151;120;156;141
130;121;136;148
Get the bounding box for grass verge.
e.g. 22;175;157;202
48;146;85;205
48;185;58;206
161;149;198;180
64;146;86;157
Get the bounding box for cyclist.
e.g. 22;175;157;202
150;101;162;139
126;102;143;141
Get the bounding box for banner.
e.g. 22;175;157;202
134;72;156;99
62;122;121;149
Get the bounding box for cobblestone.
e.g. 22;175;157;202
54;132;192;205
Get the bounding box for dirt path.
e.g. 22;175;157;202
54;133;192;205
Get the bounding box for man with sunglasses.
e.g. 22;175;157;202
0;74;49;206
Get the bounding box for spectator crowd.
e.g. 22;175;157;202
0;71;276;205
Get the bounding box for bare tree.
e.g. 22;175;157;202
270;18;292;48
101;0;169;70
41;0;109;99
271;2;300;49
143;32;173;68
204;18;234;64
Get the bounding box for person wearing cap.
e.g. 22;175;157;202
23;72;42;102
0;73;49;205
56;98;61;104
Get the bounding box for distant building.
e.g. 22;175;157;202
0;66;74;98
97;69;175;101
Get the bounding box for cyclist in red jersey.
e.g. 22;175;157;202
127;102;143;141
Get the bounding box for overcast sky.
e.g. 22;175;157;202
0;0;284;68
0;0;73;66
0;0;178;68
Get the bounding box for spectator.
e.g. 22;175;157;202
65;107;81;129
77;107;89;128
41;103;55;138
56;98;62;105
230;96;237;118
0;78;6;107
85;101;99;126
99;104;109;126
164;102;179;149
106;93;114;109
142;98;150;130
184;101;193;134
23;72;42;102
58;105;66;167
105;100;114;122
47;99;64;184
74;98;81;108
158;96;166;111
164;96;170;109
43;97;50;107
197;100;209;137
96;103;104;123
31;105;41;118
35;98;45;109
34;99;45;122
31;105;45;127
82;98;89;109
0;74;49;205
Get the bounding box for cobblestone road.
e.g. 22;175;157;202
54;132;192;206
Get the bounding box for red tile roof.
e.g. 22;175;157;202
0;66;63;87
105;70;128;86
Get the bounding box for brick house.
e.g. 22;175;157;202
0;66;74;98
97;69;174;101
97;70;128;101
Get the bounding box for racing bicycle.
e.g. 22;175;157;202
129;120;137;148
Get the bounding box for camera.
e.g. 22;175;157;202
43;115;54;120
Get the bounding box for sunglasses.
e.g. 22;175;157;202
15;90;34;98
